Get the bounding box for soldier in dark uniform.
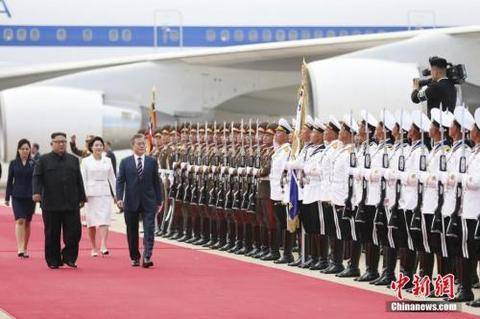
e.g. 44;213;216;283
411;56;457;115
175;125;193;242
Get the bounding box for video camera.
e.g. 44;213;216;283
419;58;467;86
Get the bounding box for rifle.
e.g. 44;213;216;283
374;109;389;228
208;121;219;207
446;106;467;238
232;119;245;210
355;113;372;224
432;106;448;233
411;112;427;231
343;110;357;219
189;122;200;204
247;119;260;213
169;121;179;198
388;109;406;229
198;121;209;206
216;122;228;208
241;119;253;210
224;122;235;211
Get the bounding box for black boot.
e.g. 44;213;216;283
236;223;252;255
246;225;260;257
321;238;344;274
203;219;217;247
254;227;270;259
398;248;416;290
356;243;380;282
374;247;397;286
219;220;235;251
448;258;475;302
337;240;361;278
274;230;294;264
261;229;280;261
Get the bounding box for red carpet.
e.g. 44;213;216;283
0;206;477;319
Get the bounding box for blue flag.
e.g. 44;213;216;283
288;172;299;220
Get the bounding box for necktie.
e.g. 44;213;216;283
137;157;144;179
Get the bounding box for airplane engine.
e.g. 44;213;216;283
307;58;422;118
0;86;142;161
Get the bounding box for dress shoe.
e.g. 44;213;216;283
219;242;234;251
177;235;191;243
48;264;60;269
185;236;199;244
142;258;154;268
17;252;24;258
336;267;361;278
261;251;280;261
374;275;396;286
245;247;259;257
467;299;480;307
355;271;380;282
274;254;294;264
203;239;216;248
235;246;250;255
321;264;345;274
101;250;109;256
310;260;329;271
211;241;226;250
131;259;140;267
91;250;98;257
446;288;474;302
155;230;163;237
64;261;78;268
254;248;269;259
288;256;303;267
370;273;385;285
299;257;315;269
22;252;29;258
473;282;480;289
171;232;183;241
228;242;243;253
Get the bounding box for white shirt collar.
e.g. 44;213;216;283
134;153;145;163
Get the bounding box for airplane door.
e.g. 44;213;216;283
154;10;183;47
407;10;436;30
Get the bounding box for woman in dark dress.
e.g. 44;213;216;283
4;139;36;258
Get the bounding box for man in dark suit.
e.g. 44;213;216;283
32;132;86;269
116;134;162;267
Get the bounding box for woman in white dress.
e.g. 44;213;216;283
80;136;117;256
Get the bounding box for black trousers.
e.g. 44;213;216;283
124;208;156;261
42;209;81;266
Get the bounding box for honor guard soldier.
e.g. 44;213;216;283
421;108;453;286
319;116;344;274
285;115;315;267
444;106;474;302
269;118;293;264
300;118;329;270
354;110;380;282
465;108;480;307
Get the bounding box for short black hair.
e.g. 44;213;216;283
88;136;105;153
51;132;67;139
32;143;40;149
429;56;448;69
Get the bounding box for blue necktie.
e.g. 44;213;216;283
137;157;144;179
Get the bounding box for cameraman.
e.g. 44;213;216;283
411;56;457;115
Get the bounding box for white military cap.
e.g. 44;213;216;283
430;108;454;128
313;117;326;132
277;118;293;134
411;110;431;133
475;108;480;130
394;110;412;132
360;110;378;128
453;106;475;131
328;115;341;132
342;113;359;133
304;115;315;130
379;109;396;131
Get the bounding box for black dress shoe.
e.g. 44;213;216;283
355;271;379;282
254;248;269;259
261;251;280;261
336;267;361;278
142;258;154;268
185;237;198;244
467;299;480;307
245;247;259;257
211;241;226;250
131;259;140;267
288;256;303;267
374;275;396;286
64;261;78;268
274;254;294;264
310;260;329;271
17;252;24;258
446;288;474;302
235;246;250;255
321;264;345;274
219;242;234;251
48;264;59;269
370;273;385;285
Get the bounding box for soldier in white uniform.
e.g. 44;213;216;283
269;118;294;264
319;116;345;274
443;106;474;302
286;115;315;267
354;111;381;282
399;110;431;289
465;108;480;307
420;108;453;286
301;118;329;270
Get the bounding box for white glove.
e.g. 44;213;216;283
187;164;192;171
168;175;174;185
202;165;208;173
252;168;259;176
172;162;178;170
221;166;226;174
228;167;235;175
238;167;244;175
211;165;217;173
180;162;187;170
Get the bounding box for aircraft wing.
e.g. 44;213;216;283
1;25;479;90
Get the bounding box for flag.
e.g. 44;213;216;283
286;60;308;232
146;86;157;154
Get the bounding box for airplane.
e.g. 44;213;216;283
0;0;480;162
